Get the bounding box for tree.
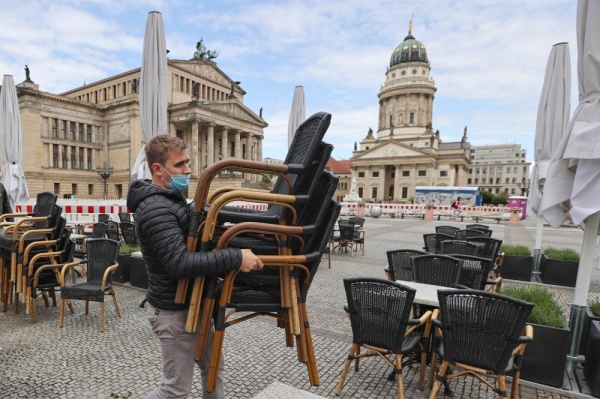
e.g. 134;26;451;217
480;190;494;205
492;194;508;206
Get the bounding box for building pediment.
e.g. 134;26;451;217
201;101;266;126
170;60;231;87
353;141;430;160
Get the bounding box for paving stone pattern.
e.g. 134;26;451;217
0;217;595;398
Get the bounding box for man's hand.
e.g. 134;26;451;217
239;249;264;273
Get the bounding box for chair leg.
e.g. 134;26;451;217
100;301;105;332
110;287;121;317
31;294;38;324
498;375;508;399
42;291;49;307
299;303;319;386
59;298;65;328
429;360;449;398
85;300;89;315
206;328;226;392
335;343;359;396
50;289;57;307
395;354;405;399
510;371;520;399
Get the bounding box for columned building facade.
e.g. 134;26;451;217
350;23;470;203
17;57;267;199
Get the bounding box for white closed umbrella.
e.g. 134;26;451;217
288;86;305;149
131;11;168;181
0;75;29;209
528;43;571;277
541;0;600;364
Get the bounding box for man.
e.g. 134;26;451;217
451;197;462;221
0;183;13;217
127;135;263;399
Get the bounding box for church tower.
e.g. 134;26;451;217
377;20;437;139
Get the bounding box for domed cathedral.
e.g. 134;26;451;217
350;20;471;203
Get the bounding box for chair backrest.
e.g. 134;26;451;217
31;193;59;229
343;277;416;353
423;233;454;254
98;213;110;223
338;220;356;241
455;228;487;240
466;237;502;261
118;212;131;222
85;238;121;284
105;220;120;241
348;217;365;228
120;221;138;246
411;254;462;288
466;224;489;231
90;222;108;239
386;249;428;281
451;255;493;290
441;240;481;256
437;289;533;373
436;225;460;236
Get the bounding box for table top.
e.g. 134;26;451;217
70;233;87;241
395;280;456;307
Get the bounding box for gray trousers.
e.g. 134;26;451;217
146;303;224;399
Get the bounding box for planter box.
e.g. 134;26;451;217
129;252;148;289
540;254;578;287
520;323;570;387
585;320;600;397
583;307;600;356
501;255;533;281
113;254;131;283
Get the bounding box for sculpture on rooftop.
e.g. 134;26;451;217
24;65;33;82
193;38;219;60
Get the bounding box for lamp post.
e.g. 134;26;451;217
96;163;114;200
518;179;530;196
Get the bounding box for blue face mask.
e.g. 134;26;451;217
160;166;190;190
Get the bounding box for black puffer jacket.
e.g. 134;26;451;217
127;179;242;310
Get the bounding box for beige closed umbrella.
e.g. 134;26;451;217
288;86;306;149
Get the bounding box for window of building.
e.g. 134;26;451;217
496;178;500;184
54;183;60;195
71;146;76;169
88;184;94;195
242;144;246;159
79;148;84;169
505;178;510;183
468;168;472;174
358;172;365;178
497;167;502;173
475;168;480;173
371;187;377;199
69;122;75;140
512;178;516;183
412;69;417;74
409;112;415;124
87;148;92;170
506;167;511;173
401;70;406;76
495;188;500;194
372;171;379;178
358;187;363;198
474;178;479;184
78;123;84;141
402;186;408;198
72;184;77;196
402;170;410;177
218;139;223;155
511;188;516;194
482;168;487;174
513;167;518;173
467;178;472;184
176;129;183;140
440;170;448;177
418;170;426;177
52;145;58;168
115;184;123;199
60;120;67;139
391;172;395;178
230;142;235;157
62;145;68;168
87;125;92;143
52;118;58;138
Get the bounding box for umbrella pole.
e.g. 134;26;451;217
567;212;600;371
532;214;544;282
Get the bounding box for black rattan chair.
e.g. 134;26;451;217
411;254;462;288
333;220;357;256
466;237;502;261
335;278;432;398
435;225;460;236
441;240;481;256
120;221;137;246
455;228;488;240
105;220;120;242
118;212;131;222
430;290;534;399
74;222;108;260
423;233;454;254
450;255;493;290
466;224;489;231
97;213;110;223
385;249;427;281
59;238;121;332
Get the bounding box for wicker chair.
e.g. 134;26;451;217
117;212;131;222
119;221;137;246
59;238;121;332
202;199;341;392
430;290;534;399
440;240;481;256
333;220;357;256
450;255;493;290
435;225;460;236
455;228;488;240
411;254;462;288
465;224;489;231
385;249;427;281
97;213;110;223
73;222;108;260
466;237;503;292
335;278;432;398
423;233;454;254
105;220;120;242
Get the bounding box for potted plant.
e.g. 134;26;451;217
113;244;140;283
500;244;533;281
585;300;600;397
540;247;579;287
502;285;569;388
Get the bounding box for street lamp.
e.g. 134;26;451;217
96;162;114;200
518;179;530;196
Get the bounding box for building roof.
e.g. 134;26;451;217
326;157;352;174
390;21;429;67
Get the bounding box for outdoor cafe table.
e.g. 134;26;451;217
395;280;457;307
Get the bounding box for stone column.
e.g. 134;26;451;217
200;126;206;171
379;166;386;201
191;121;199;177
169;122;176;137
257;136;263;162
221;127;228;161
207;123;215;166
394;165;401;201
234;130;242;160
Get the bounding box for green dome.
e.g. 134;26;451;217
390;32;428;67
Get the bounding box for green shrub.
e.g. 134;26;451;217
119;244;140;255
543;247;580;261
502;285;566;328
500;244;532;256
590;300;600;317
493;194;508;206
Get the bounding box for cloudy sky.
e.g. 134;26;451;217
0;0;578;162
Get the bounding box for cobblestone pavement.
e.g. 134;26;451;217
0;217;597;398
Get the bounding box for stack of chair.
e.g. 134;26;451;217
172;111;339;392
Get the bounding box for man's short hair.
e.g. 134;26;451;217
145;134;187;173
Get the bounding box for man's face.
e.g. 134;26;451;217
152;148;191;188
